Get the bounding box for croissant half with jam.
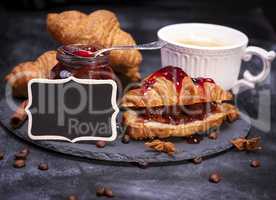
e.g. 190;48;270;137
121;66;239;140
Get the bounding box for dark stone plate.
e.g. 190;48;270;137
0;98;250;163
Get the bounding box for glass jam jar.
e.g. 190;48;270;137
51;44;114;80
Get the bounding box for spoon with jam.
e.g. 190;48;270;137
63;41;167;58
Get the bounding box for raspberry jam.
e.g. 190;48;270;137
138;103;218;125
51;44;114;80
73;49;94;57
141;66;215;94
141;66;188;93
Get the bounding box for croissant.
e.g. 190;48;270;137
47;10;142;81
121;66;238;140
5;51;57;98
123;103;239;140
121;66;232;108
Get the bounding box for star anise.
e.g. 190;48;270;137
145;140;176;156
231;136;261;151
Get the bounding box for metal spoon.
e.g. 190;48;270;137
94;40;167;57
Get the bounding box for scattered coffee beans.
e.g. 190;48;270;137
13;159;26;168
208;132;218;140
38;163;49;171
122;134;130;144
209;172;222;183
192;157;203;164
96;187;114;198
96;141;107;148
251;160;261;168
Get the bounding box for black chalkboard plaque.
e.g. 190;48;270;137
25;77;119;143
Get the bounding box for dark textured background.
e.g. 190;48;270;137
0;3;276;200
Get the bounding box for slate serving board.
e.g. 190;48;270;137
0;98;250;163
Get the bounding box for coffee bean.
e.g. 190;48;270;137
96;186;105;196
67;195;78;200
104;188;114;198
192;157;203;164
0;152;4;160
122;134;130;144
209;172;221;183
15;152;28;160
38;163;49;171
96;141;107;148
15;147;30;160
13;159;26;168
251;160;261;168
208;132;218;140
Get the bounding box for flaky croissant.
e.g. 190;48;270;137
121;66;237;140
121;66;232;108
5;51;57;98
47;10;142;81
123;103;239;140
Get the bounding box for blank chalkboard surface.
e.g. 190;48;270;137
25;77;119;143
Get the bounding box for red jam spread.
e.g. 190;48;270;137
141;66;188;94
73;49;94;57
137;103;218;125
72;46;98;57
51;44;114;80
141;66;215;94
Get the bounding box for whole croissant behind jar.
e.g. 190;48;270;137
47;10;142;81
5;51;57;98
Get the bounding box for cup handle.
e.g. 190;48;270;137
232;46;275;94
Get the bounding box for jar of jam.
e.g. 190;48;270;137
51;44;114;80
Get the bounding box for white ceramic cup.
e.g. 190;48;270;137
157;23;276;92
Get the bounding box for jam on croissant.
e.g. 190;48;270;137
136;103;219;125
121;66;239;140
